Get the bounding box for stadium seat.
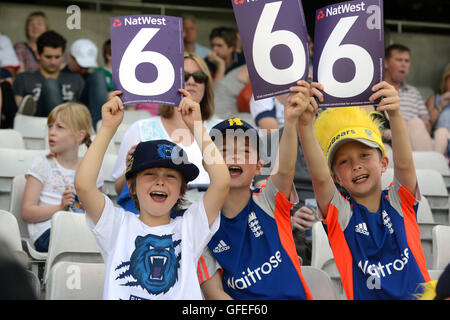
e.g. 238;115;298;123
13;114;48;149
300;266;337;300
0;129;25;149
0;148;47;210
310;222;346;299
382;168;449;225
122;110;151;124
417;197;437;269
0;209;29;267
102;153;118;202
43;211;103;284
428;269;443;281
411;151;450;193
432;225;450;270
45;261;105;300
9;175;48;265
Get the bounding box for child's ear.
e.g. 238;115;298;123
332;172;342;186
254;160;264;176
380;155;389;173
77;129;87;144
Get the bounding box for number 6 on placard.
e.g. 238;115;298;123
252;1;306;85
119;28;175;96
318;16;374;98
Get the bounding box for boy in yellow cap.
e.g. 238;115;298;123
298;81;430;299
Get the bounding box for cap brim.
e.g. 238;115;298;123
125;158;199;183
328;138;383;169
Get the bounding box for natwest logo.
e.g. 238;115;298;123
325;1;366;17
112;19;122;27
234;0;258;5
317;10;325;20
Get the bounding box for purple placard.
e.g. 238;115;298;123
110;15;184;106
313;0;384;108
232;0;309;101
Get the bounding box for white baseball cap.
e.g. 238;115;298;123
70;39;98;68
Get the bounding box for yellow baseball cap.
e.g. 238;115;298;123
314;107;386;170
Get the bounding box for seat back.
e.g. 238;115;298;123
0;148;47;210
45;261;105;300
432;225;450;270
43;211;103;283
0;129;25;149
412;151;450;176
0;209;29;266
13;114;48;149
301;266;337;300
311;222;336;273
101;153;118;200
9;175;28;238
417;196;434;223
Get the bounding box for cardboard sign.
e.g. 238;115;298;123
110;14;184;106
232;0;309;101
313;0;384;107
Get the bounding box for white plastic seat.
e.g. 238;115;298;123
122;110;151;124
43;211;103;284
0;148;47;210
101;153;118;201
310;222;346;299
300;266;337;300
9;175;47;262
432;225;450;270
417;197;436;269
13;114;48;149
45;261;105;300
382;168;449;225
0;209;29;267
0;129;25;149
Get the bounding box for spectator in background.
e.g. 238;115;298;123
384;44;435;152
93;39;113;92
205;27;245;87
183;15;210;59
64;39;108;127
426;67;450;157
0;33;20;128
14;11;68;73
21;102;103;253
14;12;49;73
13;31;84;117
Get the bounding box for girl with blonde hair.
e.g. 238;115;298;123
22;102;103;252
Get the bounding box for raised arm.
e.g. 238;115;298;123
297;82;336;218
271;80;312;199
178;89;230;227
74;91;124;225
369;81;416;194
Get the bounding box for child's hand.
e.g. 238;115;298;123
296;81;322;126
178;88;202;133
60;186;75;210
284;80;311;124
101;90;124;130
369;81;400;115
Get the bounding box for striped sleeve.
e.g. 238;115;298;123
197;247;222;285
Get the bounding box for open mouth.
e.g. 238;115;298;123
149;255;167;281
150;191;168;202
352;174;369;183
228;165;243;177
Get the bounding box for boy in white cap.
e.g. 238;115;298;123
66;38;98;79
298;81;431;299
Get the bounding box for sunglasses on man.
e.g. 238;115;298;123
184;72;208;83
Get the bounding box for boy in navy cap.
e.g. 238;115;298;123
75;89;229;300
198;80;314;300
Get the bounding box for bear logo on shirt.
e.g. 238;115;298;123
115;234;181;296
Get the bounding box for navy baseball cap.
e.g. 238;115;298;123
125;140;199;182
209;118;262;152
